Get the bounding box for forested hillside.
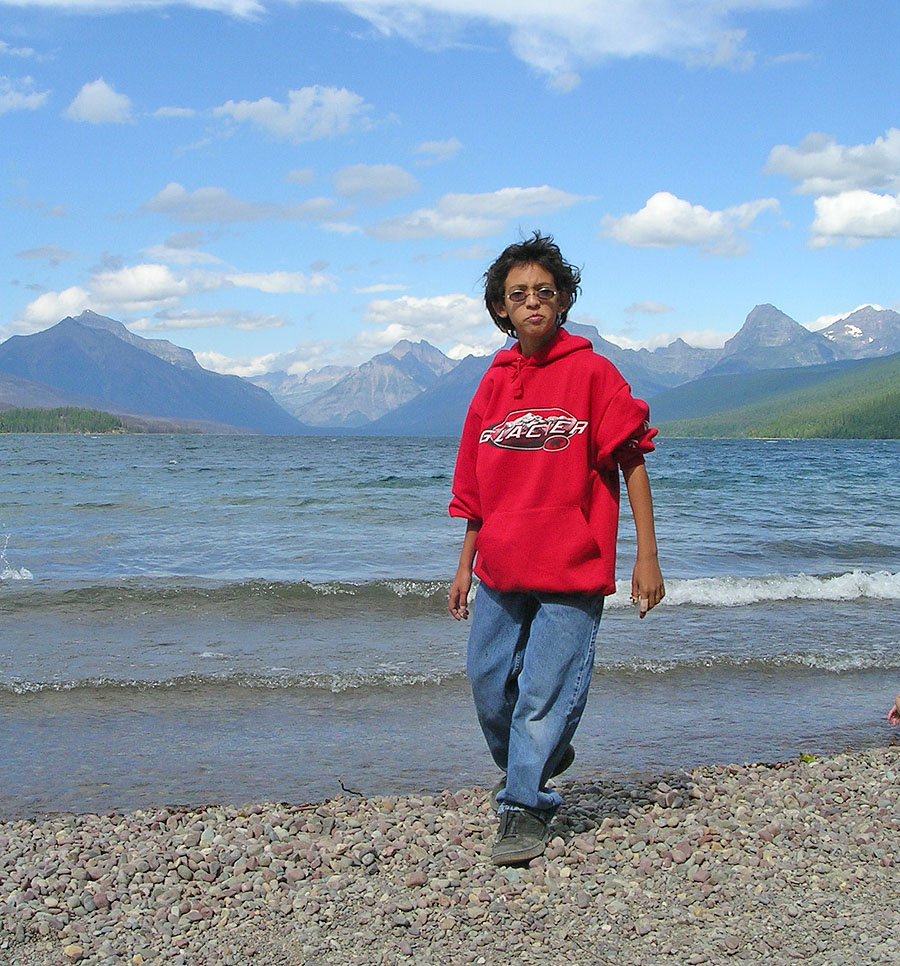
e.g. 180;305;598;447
0;407;126;433
658;352;900;438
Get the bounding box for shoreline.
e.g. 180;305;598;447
2;745;899;965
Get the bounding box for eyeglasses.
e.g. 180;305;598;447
505;287;558;304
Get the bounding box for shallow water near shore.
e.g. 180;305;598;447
2;435;899;817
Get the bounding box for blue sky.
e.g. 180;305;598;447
2;0;899;376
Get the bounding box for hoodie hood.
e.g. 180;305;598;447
490;327;591;398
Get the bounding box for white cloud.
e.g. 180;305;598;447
133;309;288;332
355;283;408;293
17;286;91;329
809;190;900;248
153;106;197;119
64;78;132;124
601;191;780;255
89;263;190;310
602;328;731;350
0;75;49;113
359;292;500;356
196;341;344;377
286;168;315;184
0;2;808;82
1;0;263;15
804;304;884;332
315;0;803;81
334;163;419;204
10;259;337;336
0;40;37;58
625;301;673;315
765;129;900;195
16;245;77;266
414;137;462;164
226;271;337;293
372;185;586;240
214;85;371;142
143;239;225;266
142;182;343;224
547;72;581;93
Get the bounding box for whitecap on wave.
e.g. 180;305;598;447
609;570;900;608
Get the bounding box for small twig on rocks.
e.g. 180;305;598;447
338;779;364;797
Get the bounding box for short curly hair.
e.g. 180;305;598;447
483;231;582;337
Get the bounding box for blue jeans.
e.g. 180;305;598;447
466;583;604;815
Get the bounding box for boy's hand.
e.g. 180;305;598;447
889;692;900;725
631;555;664;618
449;571;472;620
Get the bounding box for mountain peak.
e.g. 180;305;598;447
72;309;202;371
710;303;837;374
816;305;900;359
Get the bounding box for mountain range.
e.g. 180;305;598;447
2;303;899;436
0;311;305;434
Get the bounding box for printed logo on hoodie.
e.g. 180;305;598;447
479;408;588;451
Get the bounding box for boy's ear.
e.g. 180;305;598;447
494;300;509;319
558;291;570;313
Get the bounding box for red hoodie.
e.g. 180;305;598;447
449;327;656;595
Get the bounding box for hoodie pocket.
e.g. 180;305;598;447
476;505;605;592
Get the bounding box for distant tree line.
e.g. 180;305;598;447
0;407;126;433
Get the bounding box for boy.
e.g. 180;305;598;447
448;232;664;865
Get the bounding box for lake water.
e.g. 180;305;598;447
2;434;899;816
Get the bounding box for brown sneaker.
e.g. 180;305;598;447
491;808;551;866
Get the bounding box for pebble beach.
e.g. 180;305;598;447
2;745;899;966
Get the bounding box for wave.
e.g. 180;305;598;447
608;570;900;609
4;570;900;613
0;532;33;581
4;646;898;697
0;669;467;696
0;577;451;613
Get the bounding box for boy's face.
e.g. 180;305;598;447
494;262;569;357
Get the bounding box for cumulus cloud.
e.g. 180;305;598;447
285;168;315;184
804;304;884;331
17;286;91;329
195;341;345;377
355;283;408;293
372;185;585;240
0;2;807;82
133;309;288;332
0;75;49;113
10;252;342;336
64;78;132;124
809;190;900;248
89;263;190;311
765;129;900;195
1;40;37;58
359;293;499;357
309;0;802;82
334;163;419;204
601;191;780;255
547;72;581;93
226;271;337;293
142;182;343;224
625;301;673;315
603;328;731;350
214;85;371;142
16;245;77;266
153;106;197;119
142;243;225;266
414;137;462;164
